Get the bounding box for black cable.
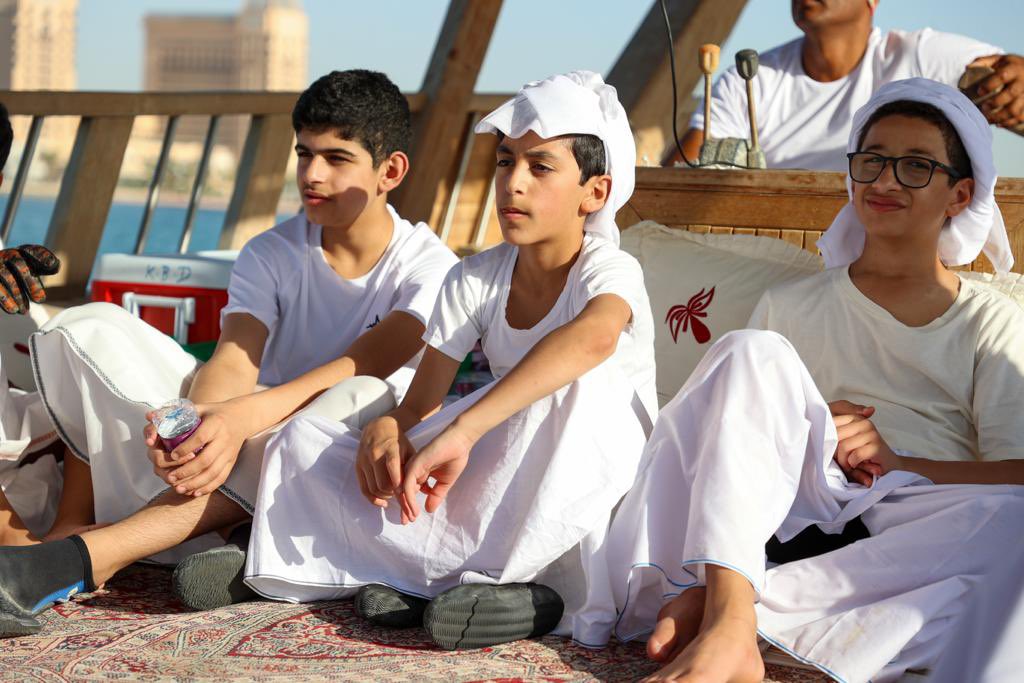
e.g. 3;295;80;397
659;0;697;167
659;0;749;170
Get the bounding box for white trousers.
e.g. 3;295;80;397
246;361;652;642
31;302;395;563
0;370;61;538
1;304;60;537
926;530;1024;683
604;330;1024;683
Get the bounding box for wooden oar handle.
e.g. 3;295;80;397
735;49;759;81
699;44;720;75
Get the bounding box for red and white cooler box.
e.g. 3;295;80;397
91;251;238;345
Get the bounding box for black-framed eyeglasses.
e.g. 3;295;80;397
847;152;963;189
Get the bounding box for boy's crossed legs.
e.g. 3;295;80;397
0;305;395;636
0;370;393;637
608;329;1024;682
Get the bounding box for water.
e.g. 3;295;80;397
1;195;288;272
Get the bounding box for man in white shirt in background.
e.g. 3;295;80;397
679;0;1023;169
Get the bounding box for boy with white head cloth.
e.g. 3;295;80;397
245;71;657;650
600;78;1024;683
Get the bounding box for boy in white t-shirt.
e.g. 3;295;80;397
605;79;1024;683
0;70;456;637
0;101;63;550
244;71;658;650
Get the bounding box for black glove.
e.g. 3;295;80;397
0;244;61;315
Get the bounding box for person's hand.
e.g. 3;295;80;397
143;400;250;497
398;423;478;525
0;244;60;314
829;401;903;486
970;54;1024;129
144;418;198;482
355;416;416;508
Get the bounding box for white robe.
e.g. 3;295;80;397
601;330;1024;683
246;359;652;640
31;302;395;563
0;305;60;537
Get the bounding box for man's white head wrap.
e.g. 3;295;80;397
817;77;1013;273
475;70;635;247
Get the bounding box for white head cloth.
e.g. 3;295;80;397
817;77;1013;273
475;70;635;247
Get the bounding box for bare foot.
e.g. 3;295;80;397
641;612;764;683
647;587;706;662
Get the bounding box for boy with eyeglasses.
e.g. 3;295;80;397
598;79;1024;683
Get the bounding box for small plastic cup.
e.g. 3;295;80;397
150;399;202;453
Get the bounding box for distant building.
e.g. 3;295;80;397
0;0;78;157
144;0;308;152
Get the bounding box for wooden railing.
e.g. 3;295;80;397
0;90;513;298
6;89;1021;308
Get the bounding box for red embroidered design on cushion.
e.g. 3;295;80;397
666;287;715;344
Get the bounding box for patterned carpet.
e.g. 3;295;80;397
0;565;830;682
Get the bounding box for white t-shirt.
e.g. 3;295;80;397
690;28;1001;171
749;267;1024;462
221;205;458;402
424;234;659;422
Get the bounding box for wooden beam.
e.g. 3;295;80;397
44;116;134;297
219;114;295;250
442;129;499;251
395;0;504;227
607;0;748;165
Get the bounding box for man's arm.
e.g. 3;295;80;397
355;345;462;507
153;309;429;497
398;293;633;521
187;312;268;404
831;402;1024;486
451;294;630;441
219;309;427;439
897;456;1024;486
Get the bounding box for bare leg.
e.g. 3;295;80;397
642;566;764;683
81;489;248;586
44;449;95;540
0;489;38;546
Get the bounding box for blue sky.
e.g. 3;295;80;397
77;0;1022;174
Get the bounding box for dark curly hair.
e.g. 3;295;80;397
496;132;607;185
857;100;973;185
292;70;411;167
566;134;607;184
0;102;13;172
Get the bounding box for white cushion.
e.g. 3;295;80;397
959;271;1024;309
621;222;822;406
